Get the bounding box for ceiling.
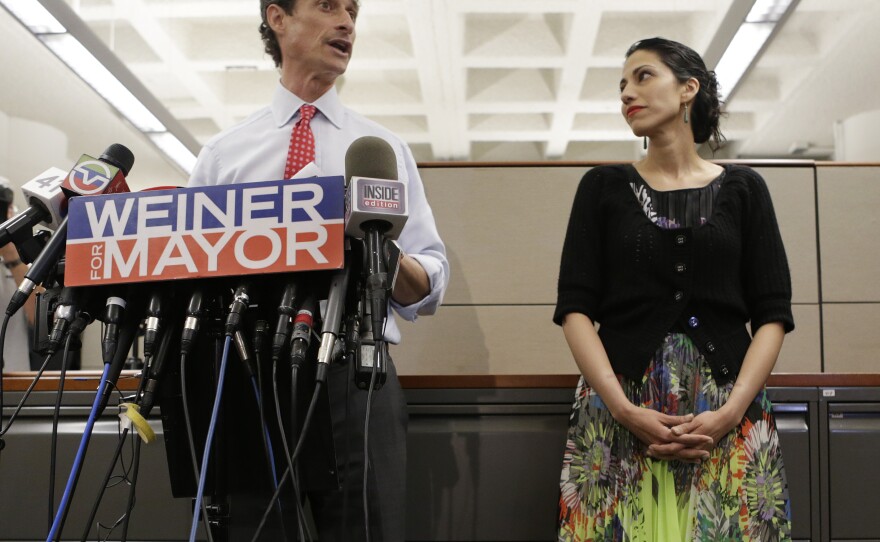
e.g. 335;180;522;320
2;0;880;189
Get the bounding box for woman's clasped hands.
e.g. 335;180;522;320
615;404;738;463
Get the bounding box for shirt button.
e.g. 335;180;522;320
673;291;684;302
688;316;700;328
675;234;687;245
675;263;687;273
706;341;716;353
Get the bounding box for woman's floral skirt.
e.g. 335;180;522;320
558;333;791;541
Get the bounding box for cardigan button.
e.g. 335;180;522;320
688;316;700;328
675;263;687;273
675;234;687;245
720;364;730;375
706;341;716;353
673;291;684;302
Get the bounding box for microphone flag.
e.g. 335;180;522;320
63;176;345;286
62;153;131;197
20;167;68;230
344;176;408;240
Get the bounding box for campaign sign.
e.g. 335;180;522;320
64;176;345;286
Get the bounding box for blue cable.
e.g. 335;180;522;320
189;335;232;542
45;363;112;542
250;376;280;488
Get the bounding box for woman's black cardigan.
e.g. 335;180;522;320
553;164;795;384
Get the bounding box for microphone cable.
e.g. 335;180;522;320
0;345;54;438
361;341;383;542
179;350;216;542
82;438;134;541
118;317;176;541
118;436;143;542
0;311;18;453
79;425;130;541
188;334;232;542
250;378;323;542
248;323;289;541
45;361;113;542
80;385;137;542
356;309;390;541
178;286;216;542
48;333;75;530
79;315;149;541
54;311;146;541
271;356;310;541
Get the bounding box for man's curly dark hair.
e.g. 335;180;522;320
259;0;296;68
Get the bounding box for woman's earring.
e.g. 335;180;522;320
684;103;690;124
643;136;647;150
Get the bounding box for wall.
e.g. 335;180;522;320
394;161;879;376
60;161;880;375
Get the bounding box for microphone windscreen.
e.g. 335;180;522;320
99;143;135;176
344;136;397;186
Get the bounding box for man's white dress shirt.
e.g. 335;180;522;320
188;83;449;344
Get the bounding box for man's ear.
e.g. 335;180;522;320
266;3;286;33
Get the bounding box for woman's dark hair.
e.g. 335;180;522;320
259;0;296;68
626;37;726;151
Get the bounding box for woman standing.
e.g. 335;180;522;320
554;37;793;541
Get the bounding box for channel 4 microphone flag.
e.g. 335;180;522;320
63;176;345;286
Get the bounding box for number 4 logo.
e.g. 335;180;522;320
34;175;63;192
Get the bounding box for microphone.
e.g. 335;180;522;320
290;291;317;368
344;136;408;341
138;314;179;417
6;144;134;316
225;282;252;335
143;289;168;359
0;167;67;250
98;283;142;365
45;284;106;354
233;330;256;379
315;261;352;383
354;295;387;391
96;296;144;416
253;319;270;359
272;280;299;362
180;287;206;357
46;286;81;354
101;296;127;365
60;143;133;197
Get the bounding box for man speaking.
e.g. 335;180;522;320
187;1;449;540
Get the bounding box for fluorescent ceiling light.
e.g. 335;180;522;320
747;0;794;23
714;0;796;101
715;23;774;100
0;0;65;34
39;34;167;133
149;132;197;175
2;0;197;176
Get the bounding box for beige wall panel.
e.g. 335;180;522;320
393;305;573;376
419;166;584;305
773;304;821;374
818;166;880;301
823;303;880;372
394;304;819;377
754;167;819;304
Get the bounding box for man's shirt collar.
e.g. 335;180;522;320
271;82;344;129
